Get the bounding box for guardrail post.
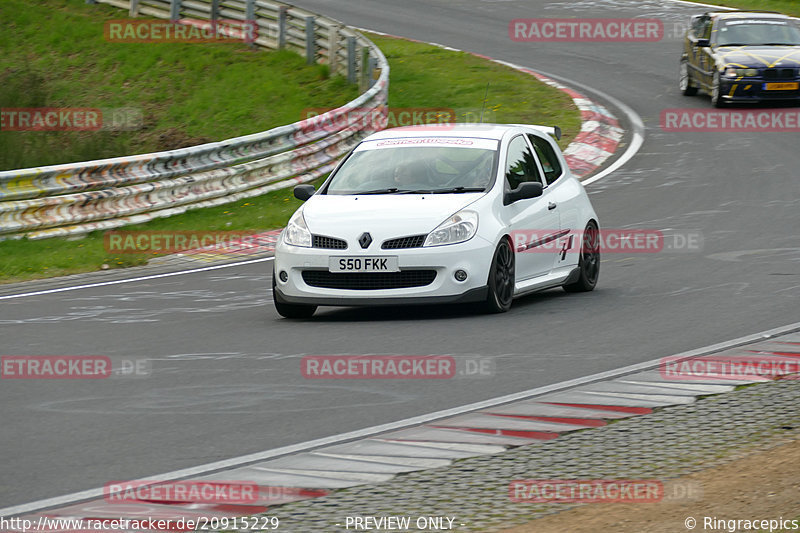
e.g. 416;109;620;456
347;36;357;84
360;47;371;90
129;0;140;17
367;55;378;88
328;25;340;76
210;0;219;22
305;16;316;65
278;6;287;50
169;0;181;21
245;0;256;48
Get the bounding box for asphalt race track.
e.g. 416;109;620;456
1;0;799;509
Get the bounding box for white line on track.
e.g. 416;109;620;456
663;0;736;9
487;63;645;187
355;26;646;189
530;69;646;186
2;319;797;517
0;257;274;301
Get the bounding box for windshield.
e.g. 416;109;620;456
716;19;800;46
324;139;499;195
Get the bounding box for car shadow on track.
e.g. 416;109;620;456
281;288;582;323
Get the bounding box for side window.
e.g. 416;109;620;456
700;18;713;40
504;135;542;190
689;15;705;39
527;134;563;185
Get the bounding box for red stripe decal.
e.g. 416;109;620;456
746;350;800;357
542;402;653;414
486;413;607;427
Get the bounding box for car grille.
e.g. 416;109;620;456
302;270;437;290
763;68;795;80
382;234;426;249
312;235;347;249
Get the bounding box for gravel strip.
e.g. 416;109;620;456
272;379;800;531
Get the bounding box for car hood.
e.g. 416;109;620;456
301;193;483;243
715;45;800;67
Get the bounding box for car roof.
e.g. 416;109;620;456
363;123;523;142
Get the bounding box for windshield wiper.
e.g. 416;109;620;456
354;186;486;195
356;188;408;195
760;42;800;46
429;187;486;194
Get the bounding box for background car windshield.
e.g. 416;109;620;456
717;20;800;46
325;145;497;194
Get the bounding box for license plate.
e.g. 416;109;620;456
764;82;799;91
329;256;399;272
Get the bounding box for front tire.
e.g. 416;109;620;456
710;71;725;107
680;59;698;96
484;238;515;313
272;272;316;318
563;221;600;293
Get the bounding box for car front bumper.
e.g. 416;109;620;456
719;78;800;102
273;233;495;307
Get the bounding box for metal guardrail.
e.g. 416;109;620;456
0;0;388;240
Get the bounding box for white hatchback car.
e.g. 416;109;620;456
272;124;599;318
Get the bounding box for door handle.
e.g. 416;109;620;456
548;202;557;210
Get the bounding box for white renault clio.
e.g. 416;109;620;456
272;124;599;318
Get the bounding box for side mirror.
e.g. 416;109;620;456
696;38;710;47
294;184;316;201
504;181;543;205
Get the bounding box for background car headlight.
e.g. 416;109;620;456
283;210;312;247
723;67;758;78
424;210;478;247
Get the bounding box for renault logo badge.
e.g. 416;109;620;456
359;232;373;249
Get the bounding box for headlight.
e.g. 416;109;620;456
283;210;312;247
723;67;758;78
424;210;478;247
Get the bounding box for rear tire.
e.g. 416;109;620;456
680;59;698;96
484;238;515;313
563;221;600;293
272;272;316;318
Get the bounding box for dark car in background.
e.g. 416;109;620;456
680;11;800;107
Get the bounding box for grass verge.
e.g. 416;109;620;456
0;0;356;169
0;30;581;284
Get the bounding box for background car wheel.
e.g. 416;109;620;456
484;238;515;313
710;71;725;107
272;272;317;318
563;221;600;293
680;60;698;96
